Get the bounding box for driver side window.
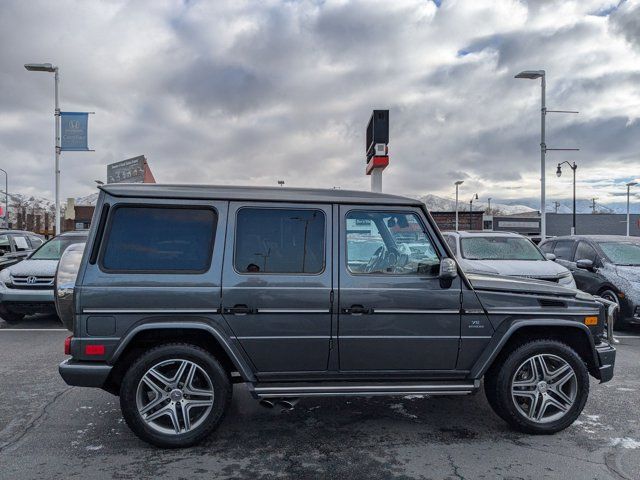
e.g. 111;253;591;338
345;210;440;275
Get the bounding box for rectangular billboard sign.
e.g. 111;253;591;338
60;112;90;151
107;156;146;184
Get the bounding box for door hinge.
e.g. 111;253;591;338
330;290;335;304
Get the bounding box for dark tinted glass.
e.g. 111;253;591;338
235;208;325;274
102;207;216;272
553;240;574;260
575;241;597;263
539;241;554;253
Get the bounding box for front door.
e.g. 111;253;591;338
222;202;332;374
338;206;462;371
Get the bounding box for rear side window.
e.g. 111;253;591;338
13;235;30;251
29;236;43;248
234;208;325;274
0;234;11;254
539;241;554;253
101;206;216;272
553;240;574;260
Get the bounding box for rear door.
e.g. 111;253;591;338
552;239;576;269
221;202;332;374
338;205;462;371
571;240;602;293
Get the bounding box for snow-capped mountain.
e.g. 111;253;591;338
417;194;536;215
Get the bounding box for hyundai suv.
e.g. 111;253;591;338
57;184;616;448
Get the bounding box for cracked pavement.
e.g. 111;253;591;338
1;316;639;479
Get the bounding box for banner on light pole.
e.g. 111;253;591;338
60;112;93;151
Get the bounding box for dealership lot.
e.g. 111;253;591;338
0;317;638;479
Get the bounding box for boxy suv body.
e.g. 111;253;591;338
58;185;617;448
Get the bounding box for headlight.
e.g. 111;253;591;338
558;272;576;288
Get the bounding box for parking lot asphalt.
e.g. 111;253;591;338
1;318;639;480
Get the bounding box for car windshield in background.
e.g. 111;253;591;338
598;241;640;266
460;236;545;261
30;237;86;260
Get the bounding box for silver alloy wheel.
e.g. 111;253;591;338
136;359;215;435
511;353;577;423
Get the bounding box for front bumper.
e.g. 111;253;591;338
595;342;616;383
0;286;54;303
59;359;112;388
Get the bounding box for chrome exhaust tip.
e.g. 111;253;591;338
259;399;276;409
278;398;300;410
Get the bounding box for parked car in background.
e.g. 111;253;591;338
0;230;87;323
540;235;640;328
0;229;44;270
58;184;616;448
442;231;576;288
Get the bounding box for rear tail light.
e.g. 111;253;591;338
64;335;72;355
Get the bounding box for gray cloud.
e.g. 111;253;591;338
0;0;638;206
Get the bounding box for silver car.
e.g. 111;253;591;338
0;231;87;323
443;231;576;288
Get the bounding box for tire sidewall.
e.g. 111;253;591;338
496;340;589;434
120;344;231;448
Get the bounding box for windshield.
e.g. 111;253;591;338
599;241;640;266
30;236;87;260
460;236;545;261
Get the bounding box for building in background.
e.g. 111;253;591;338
431;210;484;231
547;213;640;237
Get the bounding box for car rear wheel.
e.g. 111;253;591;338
0;305;25;324
484;339;589;434
120;343;232;448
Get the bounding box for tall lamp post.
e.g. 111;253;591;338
469;193;479;230
515;70;579;240
0;168;7;227
556;161;578;235
454;180;464;230
626;181;638;236
24;62;60;235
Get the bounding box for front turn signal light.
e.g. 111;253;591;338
584;316;598;326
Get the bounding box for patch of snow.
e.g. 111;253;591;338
610;438;640;449
403;395;426;400
389;403;417;419
86;445;103;451
616;387;636;392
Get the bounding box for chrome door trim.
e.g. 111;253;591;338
372;309;460;315
82;308;221;314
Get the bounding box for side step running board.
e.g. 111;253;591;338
252;381;480;398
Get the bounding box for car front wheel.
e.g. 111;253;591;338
120;343;232;448
484;339;589;434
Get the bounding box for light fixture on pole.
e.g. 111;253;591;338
454;180;464;230
487;197;492;213
25;62;60;235
626;181;637;236
556;161;578;235
469;193;479;230
0;168;7;227
515;69;579;240
277;180;285;187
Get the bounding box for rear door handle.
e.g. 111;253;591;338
224;304;253;315
342;305;371;315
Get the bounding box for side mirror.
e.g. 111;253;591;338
576;259;594;271
545;253;556;261
439;258;458;280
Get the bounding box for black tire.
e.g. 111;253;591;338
120;343;232;448
484;339;589;434
0;305;25;324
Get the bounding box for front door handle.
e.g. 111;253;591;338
224;304;253;315
342;305;371;315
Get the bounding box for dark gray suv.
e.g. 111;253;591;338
58;184;617;448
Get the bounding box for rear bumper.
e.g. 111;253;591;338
595;342;616;383
59;359;112;388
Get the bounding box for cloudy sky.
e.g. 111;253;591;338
1;0;639;209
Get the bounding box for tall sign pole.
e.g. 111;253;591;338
54;67;61;235
365;110;389;192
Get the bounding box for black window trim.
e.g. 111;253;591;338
97;203;218;275
232;205;327;276
344;207;442;278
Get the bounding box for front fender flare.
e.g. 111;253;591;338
470;319;599;379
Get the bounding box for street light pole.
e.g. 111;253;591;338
515;70;579;241
25;62;61;235
469;193;478;230
626;182;638;236
556;161;578;235
0;168;7;227
454;180;464;230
